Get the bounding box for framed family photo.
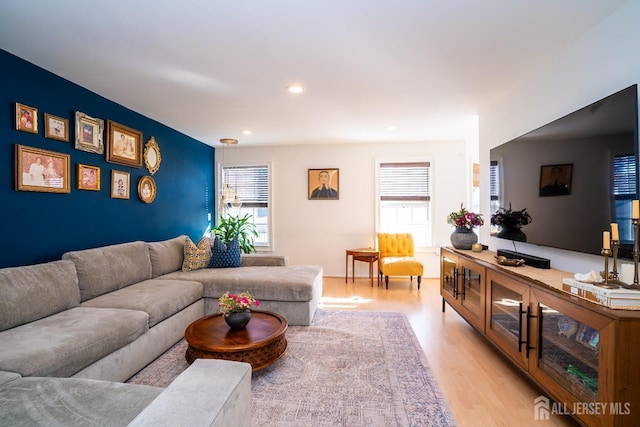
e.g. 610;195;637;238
75;112;104;154
138;176;157;204
106;120;142;168
77;164;100;191
45;113;69;142
575;324;599;351
15;144;70;193
15;103;38;134
308;168;339;200
111;170;130;199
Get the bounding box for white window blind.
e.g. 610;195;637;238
378;161;431;246
223;165;268;207
613;154;636;198
379;162;431;201
222;164;270;248
490;160;499;201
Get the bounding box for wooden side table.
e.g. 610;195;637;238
345;248;380;287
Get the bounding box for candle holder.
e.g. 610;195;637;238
636;219;640;287
600;248;612;288
624;218;640;290
609;239;623;285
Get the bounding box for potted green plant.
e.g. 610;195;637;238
211;213;259;254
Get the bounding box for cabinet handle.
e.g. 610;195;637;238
460;268;467;299
518;302;526;353
525;306;538;358
536;305;543;357
453;267;459;298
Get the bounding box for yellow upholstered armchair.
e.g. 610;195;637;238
377;233;424;289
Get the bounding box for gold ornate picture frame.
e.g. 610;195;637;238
106;120;142;168
15;144;70;193
75;112;104;154
44;113;69;142
144;136;161;175
15;103;38;134
138;176;157;203
111;170;130;199
77;164;100;191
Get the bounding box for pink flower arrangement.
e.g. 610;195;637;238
447;203;484;230
218;291;260;317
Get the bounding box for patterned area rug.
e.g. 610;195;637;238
127;309;456;426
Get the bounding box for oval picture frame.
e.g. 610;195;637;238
144;136;161;175
138;176;156;204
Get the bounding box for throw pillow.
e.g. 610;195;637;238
182;236;212;272
209;237;241;268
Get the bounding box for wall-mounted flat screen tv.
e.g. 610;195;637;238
490;84;639;259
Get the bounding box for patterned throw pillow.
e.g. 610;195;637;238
209;237;241;268
181;236;212;272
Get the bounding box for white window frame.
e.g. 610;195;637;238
375;158;432;249
218;161;273;251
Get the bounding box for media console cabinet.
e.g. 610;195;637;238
440;247;640;427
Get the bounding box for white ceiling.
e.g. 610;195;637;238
0;0;628;147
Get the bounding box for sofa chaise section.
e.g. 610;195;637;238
0;359;251;427
148;235;323;326
163;264;323;326
0;370;161;426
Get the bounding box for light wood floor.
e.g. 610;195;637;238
320;276;579;427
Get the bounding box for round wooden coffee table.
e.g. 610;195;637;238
185;310;288;371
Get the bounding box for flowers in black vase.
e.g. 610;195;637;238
490;203;532;228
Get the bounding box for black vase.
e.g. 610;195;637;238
224;310;252;330
497;225;527;242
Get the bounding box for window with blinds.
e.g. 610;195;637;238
489;160;500;222
378;162;431;246
379;162;431;201
613;155;636;198
613;154;637;243
223;166;269;207
222;164;271;248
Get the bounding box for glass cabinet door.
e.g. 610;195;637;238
441;254;458;302
485;270;530;369
535;303;599;402
458;259;485;331
529;288;614;427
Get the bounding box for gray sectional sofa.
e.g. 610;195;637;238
0;235;323;426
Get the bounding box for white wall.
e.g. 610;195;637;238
220;140;472;277
479;0;640;274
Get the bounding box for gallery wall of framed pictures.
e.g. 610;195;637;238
12;102;162;203
1;49;215;269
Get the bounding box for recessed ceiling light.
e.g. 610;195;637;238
287;85;304;94
385;125;397;131
242;130;252;135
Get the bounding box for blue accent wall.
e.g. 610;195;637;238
0;50;214;268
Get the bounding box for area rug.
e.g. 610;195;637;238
127;309;457;426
